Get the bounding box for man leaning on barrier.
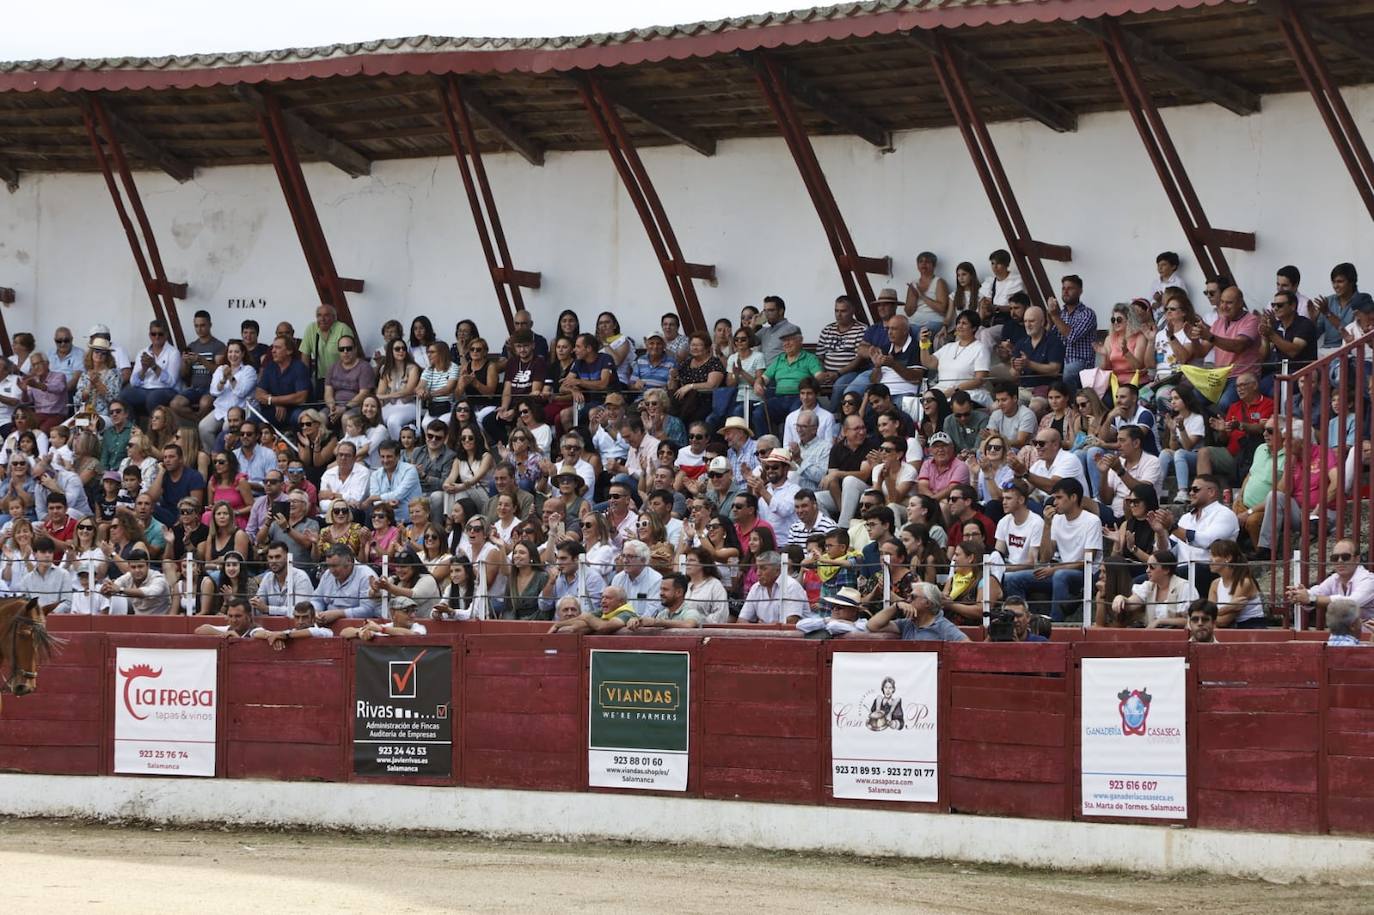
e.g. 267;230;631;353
262;601;335;650
548;585;638;635
1285;540;1374;622
625;573;702;631
866;581;969;642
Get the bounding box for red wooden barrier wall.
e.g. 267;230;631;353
6;628;1374;840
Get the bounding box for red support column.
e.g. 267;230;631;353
750;52;890;324
1269;0;1374;223
436;76;540;337
925;33;1070;310
1095;18;1255;283
79;94;188;351
576;73;712;335
252;88;361;332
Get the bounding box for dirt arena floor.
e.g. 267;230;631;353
1;818;1368;913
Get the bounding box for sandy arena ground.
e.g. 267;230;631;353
0;818;1367;913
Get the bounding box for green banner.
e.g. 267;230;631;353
588;650;689;791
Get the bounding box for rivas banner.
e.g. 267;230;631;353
1081;656;1187;819
831;651;939;802
354;645;452;777
588;650;689;791
114;647;217;777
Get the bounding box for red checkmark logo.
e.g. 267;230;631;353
392;649;427;694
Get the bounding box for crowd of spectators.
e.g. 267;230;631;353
6;249;1374;646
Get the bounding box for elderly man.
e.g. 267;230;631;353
867;580;969;641
722;416;759;481
318;441;370;518
539;541;607;617
100;548;170;615
1324;598;1365;647
868;313;924;407
630;331;676;391
740;550;809;624
1286;540;1374;622
783;379;836;449
254;334;312;427
48;326;84;395
1197;372;1272;488
1010;304;1064;406
313;545;382;622
323;334;375;425
34;459;92;520
609;540;664;618
1012;427;1088;499
753;324;821;432
364;440;421;523
251;541;315;616
548;584;638;634
784;408;830;492
626;573;703;630
117;320;182;418
752;448;800;537
1190;285;1262;410
916;432;968;502
301;303;355;397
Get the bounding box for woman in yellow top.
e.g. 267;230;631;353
943;539;1001;624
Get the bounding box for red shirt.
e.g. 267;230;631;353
1223;395;1273;455
948;511;995;553
41;516;78;561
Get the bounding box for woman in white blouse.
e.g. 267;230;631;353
684;547;731;624
199;340;258;452
919;309;992;407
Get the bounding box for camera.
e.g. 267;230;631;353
987;610;1017;643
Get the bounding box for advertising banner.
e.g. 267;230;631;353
113;647;218;777
1081;656;1188;819
830;651;939;802
588;649;689;791
353;645;453;777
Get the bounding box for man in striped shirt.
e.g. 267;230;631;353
786;488;837;546
815;295;867;409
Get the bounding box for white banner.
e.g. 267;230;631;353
831;651;938;802
114;647;218;777
1081;656;1187;819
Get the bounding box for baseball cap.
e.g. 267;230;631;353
645;330;664;342
707;456;729;474
88;323;112;338
928;432;953;446
103;470;122;482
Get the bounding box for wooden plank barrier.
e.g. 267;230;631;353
1323;646;1374;835
945;642;1073;820
1193;643;1324;834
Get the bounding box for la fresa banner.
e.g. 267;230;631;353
831;651;939;803
113;647;218;777
353;645;453;778
588;649;690;792
1081;656;1188;820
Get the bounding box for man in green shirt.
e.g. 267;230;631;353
300;304;355;396
752;325;821;433
1241;418;1287;561
626;574;703;630
99;400;134;470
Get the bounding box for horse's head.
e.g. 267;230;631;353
5;599;54;697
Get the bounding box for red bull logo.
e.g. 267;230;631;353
119;663;214;720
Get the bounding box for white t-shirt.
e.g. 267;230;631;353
1030;449;1088;494
1050;510;1103;575
1170;413;1205;450
995;511;1046;566
934;340;992;406
1154;325;1199;374
871;461;918;490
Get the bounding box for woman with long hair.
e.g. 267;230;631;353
352;396;387;468
948;261;980;335
314;500;370;562
698;512;742;595
198;549;248;615
899;522;943;584
419;340;460;425
68;430;102;491
145;404;177;454
918;388;951;442
738;525;778;596
1161;387;1207;503
971;433;1014;521
450;319;480;372
595;311;635;387
294;408;337;485
1097;301;1153;389
489;492;521;549
504;540;550;620
418;522;452;591
575;512;617;577
377;338;421;439
551;310;580;348
364;504;404;569
1208;538;1266;628
434;554;477;619
943;538;1001;623
711;318;733;364
543;335;578;429
635;512;675;575
120;432;160;493
1097;483;1162;619
62;515;107;581
1;517;35;585
684;546;730;624
198;500;251;568
202;450;254;529
409;316;437;364
501;427;543;494
672;332;726;426
1152;290;1202;400
370;547;443;618
200;339;257;452
100;508;149;580
443;423;494;514
74;341;122;429
1069;388;1110;455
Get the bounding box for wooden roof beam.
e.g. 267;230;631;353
454;79;546;167
1256;0;1374;69
0;159;17;192
232;83;371;177
1075;19;1260;117
906;30;1077;133
745;52;892;149
79;94;196;183
566;73;715;157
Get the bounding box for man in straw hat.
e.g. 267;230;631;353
797;585;873;637
721;415;759;480
751;448;800;536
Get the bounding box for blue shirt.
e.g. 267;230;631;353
311;564;381;618
632;353;676;389
258;357;311;398
155;467;206;525
234;445;278;483
537;568;606;616
895;611;969;642
1317;292;1373;348
1012;332;1066;388
368;462;421;522
572;354;617;403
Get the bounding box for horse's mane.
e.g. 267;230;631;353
1;599;61;664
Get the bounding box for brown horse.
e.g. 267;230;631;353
0;598;59;711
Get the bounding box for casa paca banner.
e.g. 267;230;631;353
830;651;939;802
113;647;218;777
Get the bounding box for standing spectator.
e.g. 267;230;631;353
117;320;182;418
1189;285;1262;410
300;303;354;398
198;340;257;452
1149;251;1188;315
1047;276;1097;387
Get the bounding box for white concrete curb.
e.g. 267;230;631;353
3;774;1372;884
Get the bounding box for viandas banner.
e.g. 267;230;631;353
114;647;218;777
588;650;689;791
1081;656;1188;819
830;651;939;802
353;645;453;777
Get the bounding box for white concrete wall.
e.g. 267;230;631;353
0;84;1370;351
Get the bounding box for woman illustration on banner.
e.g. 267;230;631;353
867;676;905;731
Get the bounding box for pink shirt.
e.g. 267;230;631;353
917;457;970;494
1288;446;1337;510
1211;310;1261;376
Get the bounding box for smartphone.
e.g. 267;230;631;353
271;500;290;518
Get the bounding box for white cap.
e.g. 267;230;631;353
88;324;111;338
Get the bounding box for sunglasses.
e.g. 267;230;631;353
1331;552;1355;562
985;444;1004;452
179;508;196;515
581;521;595;529
333;507;350;514
77;524;95;531
54;337;72;344
1076;402;1090;409
1033;441;1050;448
338;345;354;352
213;459;228;466
688;433;705;441
1111;316;1125;323
1188;486;1203;494
426;433;443;441
149;331;166;337
518;408;531;415
467;525;485;532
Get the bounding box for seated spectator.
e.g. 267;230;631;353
1004;478;1101;621
1080;382;1156;492
752;324;820;432
314;545;382;622
609;539;664;618
1102;549;1196;628
539;541;606;617
99;548;170;615
261;601;335;650
994;479;1044;570
916;432;968;503
1154;473;1238;595
625;573;702;630
816;295;867;411
1005;596;1049;642
1009;305;1064;408
253;335;312;428
1094;302;1152;390
866;580;969;641
1187;598;1220;643
739;550;809;624
16;535;72;613
363;440;421;523
1092;426;1163;522
148;443;205;527
368;550;442;619
1206;538;1265;628
1324;597;1365;647
1012;427;1087;499
920;309;991;407
548;584;637;634
942;538;1000;624
1285;539;1374;622
904;252;951;338
116;320;181;418
1196;372;1271;487
1160;387;1206;502
985;381;1036;449
629;330;676;391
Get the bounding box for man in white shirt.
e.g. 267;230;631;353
117;319;183;418
782;379;836;449
318;441;370;517
1003;478;1101;621
1015;428;1087;498
1093;426;1164;522
1286;539;1374;621
47;327;84;395
752;448;800;537
620;417;659;485
0;359;22;430
740;550;810;624
1154;473;1238;596
251;542;316;616
608;540;663;618
994;481;1045;570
